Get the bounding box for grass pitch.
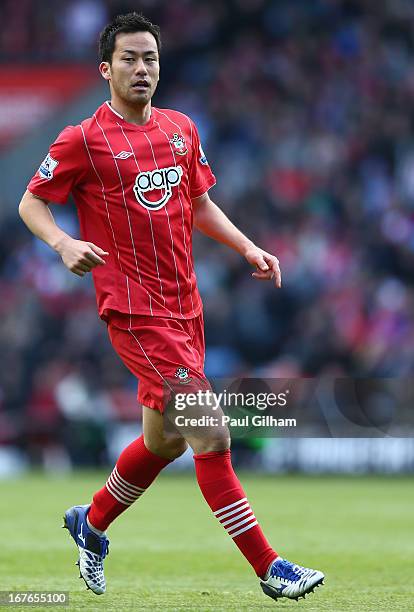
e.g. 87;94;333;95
0;471;412;611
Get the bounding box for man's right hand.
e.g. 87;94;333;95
55;236;109;277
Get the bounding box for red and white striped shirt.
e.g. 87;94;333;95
28;102;216;320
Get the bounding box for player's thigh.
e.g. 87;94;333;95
108;313;228;452
107;314;204;411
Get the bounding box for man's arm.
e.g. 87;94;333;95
18;190;108;277
193;192;281;288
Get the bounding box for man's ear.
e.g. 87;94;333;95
99;62;111;82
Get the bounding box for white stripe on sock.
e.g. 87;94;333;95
226;514;257;534
107;474;139;504
215;502;250;522
114;466;146;493
220;508;254;528
213;498;247;516
110;470;144;500
229;520;258;538
106;479;135;505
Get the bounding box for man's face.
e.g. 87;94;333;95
101;31;160;106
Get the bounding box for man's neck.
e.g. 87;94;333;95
109;98;152;126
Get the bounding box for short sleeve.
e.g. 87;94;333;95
27;125;88;204
189;120;216;199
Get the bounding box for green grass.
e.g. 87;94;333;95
0;472;412;611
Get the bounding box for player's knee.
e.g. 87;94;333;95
167;437;188;459
190;433;231;455
146;435;188;460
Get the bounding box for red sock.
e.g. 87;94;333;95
194;449;278;578
88;435;170;531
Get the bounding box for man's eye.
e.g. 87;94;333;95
124;57;134;62
146;58;156;63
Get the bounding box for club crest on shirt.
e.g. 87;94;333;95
174;366;192;384
38;153;59;180
133;165;183;211
169;133;188;155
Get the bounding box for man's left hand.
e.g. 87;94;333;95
244;246;281;288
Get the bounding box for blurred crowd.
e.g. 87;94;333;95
2;0;414;467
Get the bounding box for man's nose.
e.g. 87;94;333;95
135;59;148;75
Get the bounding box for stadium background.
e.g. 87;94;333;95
1;0;413;474
1;2;413;610
0;0;414;464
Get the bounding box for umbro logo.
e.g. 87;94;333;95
114;151;133;159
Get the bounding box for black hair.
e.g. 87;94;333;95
99;12;161;63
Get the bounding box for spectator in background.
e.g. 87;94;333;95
59;0;109;58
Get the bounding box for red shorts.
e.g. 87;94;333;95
107;311;208;412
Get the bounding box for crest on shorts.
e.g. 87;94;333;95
170;133;188;156
174;366;192;384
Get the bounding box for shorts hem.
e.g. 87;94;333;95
138;393;170;413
